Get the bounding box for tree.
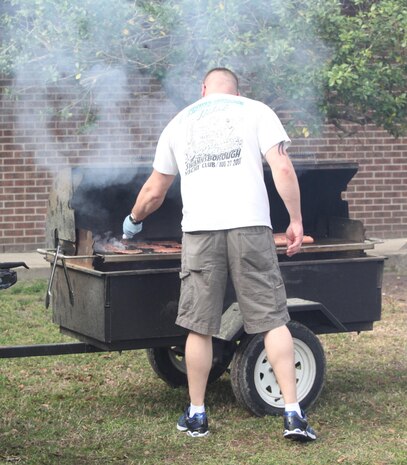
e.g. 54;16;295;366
322;0;407;136
1;0;406;137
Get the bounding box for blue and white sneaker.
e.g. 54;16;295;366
283;411;317;442
177;408;209;437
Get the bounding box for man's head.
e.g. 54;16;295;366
202;68;239;97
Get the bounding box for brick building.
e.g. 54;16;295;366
1;73;406;252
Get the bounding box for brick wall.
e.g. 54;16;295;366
291;127;407;238
1;73;406;252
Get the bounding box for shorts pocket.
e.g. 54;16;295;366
184;233;214;271
186;255;206;272
274;281;287;312
178;271;193;310
239;230;273;272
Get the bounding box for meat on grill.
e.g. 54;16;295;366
97;235;313;255
273;233;314;247
101;241;182;255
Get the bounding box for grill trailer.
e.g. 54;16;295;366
2;159;385;416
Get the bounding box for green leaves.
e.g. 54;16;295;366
0;0;405;136
321;0;407;136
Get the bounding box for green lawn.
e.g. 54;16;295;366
0;279;406;465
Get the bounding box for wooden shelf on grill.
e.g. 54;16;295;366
38;238;379;267
291;239;378;255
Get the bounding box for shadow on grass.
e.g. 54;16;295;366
45;358;405;423
317;363;406;425
57;372;239;424
324;364;405;395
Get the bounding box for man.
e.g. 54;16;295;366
123;68;317;441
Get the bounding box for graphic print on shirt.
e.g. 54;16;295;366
184;99;243;176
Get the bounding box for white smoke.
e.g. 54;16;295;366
4;0;332;174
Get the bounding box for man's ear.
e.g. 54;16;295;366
201;84;206;97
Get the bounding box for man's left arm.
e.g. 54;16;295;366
265;144;303;257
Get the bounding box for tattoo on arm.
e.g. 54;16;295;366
278;141;287;155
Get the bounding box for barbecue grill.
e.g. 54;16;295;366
35;158;385;416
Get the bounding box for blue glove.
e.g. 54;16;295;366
122;215;143;239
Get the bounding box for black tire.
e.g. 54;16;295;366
230;321;326;416
146;339;236;388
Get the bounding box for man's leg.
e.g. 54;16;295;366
264;324;317;441
176;331;212;437
176;231;228;437
185;331;213;406
263;324;297;403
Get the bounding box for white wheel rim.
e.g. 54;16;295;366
168;346;187;374
253;338;317;408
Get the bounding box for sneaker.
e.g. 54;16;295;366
177;408;209;437
283;411;317;442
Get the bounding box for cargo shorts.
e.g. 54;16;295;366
176;226;290;336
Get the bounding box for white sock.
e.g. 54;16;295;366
189;403;205;417
285;402;302;417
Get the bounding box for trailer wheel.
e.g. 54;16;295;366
230;321;325;416
146;339;236;388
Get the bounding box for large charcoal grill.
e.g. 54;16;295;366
38;159;384;351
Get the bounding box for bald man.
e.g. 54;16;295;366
123;68;317;441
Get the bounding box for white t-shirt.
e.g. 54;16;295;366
153;93;290;232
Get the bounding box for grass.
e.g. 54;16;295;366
0;278;406;465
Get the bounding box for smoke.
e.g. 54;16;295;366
0;0;335;246
93;232;125;251
158;0;332;133
78;64;131;145
3;0;149;183
3;0;332;175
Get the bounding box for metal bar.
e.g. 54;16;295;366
37;248;95;260
98;252;181;263
61;257;75;305
55;263;181;277
59;328;187;352
45;244;60;308
0;342;104;359
279;255;386;268
292;241;376;254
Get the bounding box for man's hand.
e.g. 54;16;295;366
285;221;303;257
122;215;143;239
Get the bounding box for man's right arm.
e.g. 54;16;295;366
131;169;176;222
123;169;175;239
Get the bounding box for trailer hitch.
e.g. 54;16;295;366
0;262;29;290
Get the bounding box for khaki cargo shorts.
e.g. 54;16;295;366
176;226;290;336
